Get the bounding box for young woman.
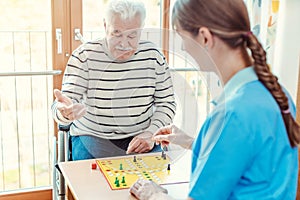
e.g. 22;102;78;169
130;0;300;199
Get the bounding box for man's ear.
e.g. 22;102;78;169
197;27;214;49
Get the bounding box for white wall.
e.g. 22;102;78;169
273;0;300;101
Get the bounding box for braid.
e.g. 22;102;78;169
246;33;300;147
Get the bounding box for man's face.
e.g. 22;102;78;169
105;14;142;61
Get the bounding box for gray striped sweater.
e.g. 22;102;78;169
52;38;176;139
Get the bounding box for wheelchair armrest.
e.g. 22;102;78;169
58;124;71;132
57;123;73;161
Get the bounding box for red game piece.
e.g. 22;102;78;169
91;163;97;170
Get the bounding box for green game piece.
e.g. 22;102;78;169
115;181;120;187
121;176;125;183
115;178;120;187
119;163;123;170
114;177;119;184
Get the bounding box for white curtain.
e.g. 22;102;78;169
244;0;279;67
273;0;300;101
245;0;300;101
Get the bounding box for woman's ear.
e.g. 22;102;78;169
198;27;214;50
103;19;107;30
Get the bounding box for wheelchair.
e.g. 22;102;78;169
52;124;72;200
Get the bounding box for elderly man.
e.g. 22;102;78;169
51;0;176;160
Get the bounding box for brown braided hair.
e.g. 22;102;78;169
246;33;300;147
172;0;300;147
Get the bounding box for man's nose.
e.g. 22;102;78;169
119;36;130;46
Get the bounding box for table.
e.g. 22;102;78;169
58;150;191;200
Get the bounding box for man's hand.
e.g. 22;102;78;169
153;124;194;150
54;89;86;121
130;179;169;200
126;131;154;154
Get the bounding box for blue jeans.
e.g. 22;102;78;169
71;135;162;160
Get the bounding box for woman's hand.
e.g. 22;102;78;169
130;179;169;200
152;124;194;150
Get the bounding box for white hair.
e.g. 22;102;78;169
105;0;146;27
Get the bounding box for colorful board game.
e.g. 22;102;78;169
96;152;189;190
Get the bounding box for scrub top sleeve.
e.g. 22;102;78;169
189;112;255;200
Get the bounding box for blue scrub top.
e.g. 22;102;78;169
189;67;298;199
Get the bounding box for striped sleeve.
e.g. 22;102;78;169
145;50;176;134
51;44;89;125
62;47;89;100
